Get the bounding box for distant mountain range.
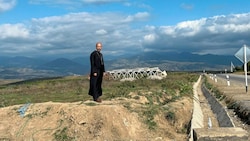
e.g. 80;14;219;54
0;52;242;79
105;52;242;71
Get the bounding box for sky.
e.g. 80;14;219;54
1;0;250;59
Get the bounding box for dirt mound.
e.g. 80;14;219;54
0;96;192;141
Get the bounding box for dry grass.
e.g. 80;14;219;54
0;72;199;108
0;72;200;140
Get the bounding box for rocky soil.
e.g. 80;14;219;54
0;95;193;141
2;74;248;141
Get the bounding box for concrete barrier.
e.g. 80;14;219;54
190;75;249;140
189;76;203;141
201;85;234;127
193;127;248;141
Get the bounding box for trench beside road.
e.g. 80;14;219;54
189;74;250;141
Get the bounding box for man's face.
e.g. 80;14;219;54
96;43;102;51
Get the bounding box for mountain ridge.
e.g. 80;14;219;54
0;52;242;79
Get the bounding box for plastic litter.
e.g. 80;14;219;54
18;103;30;117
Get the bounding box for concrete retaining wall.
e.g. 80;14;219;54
189;75;249;141
189;76;203;141
201;85;234;127
193;127;248;141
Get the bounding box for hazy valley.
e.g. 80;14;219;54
0;52;241;79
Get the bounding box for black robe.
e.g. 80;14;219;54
88;50;105;100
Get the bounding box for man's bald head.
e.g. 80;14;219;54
96;42;102;52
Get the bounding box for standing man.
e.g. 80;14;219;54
88;42;105;103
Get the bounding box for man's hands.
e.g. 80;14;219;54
92;72;108;77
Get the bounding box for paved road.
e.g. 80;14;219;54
214;73;249;85
209;73;249;92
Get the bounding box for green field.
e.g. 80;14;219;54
0;72;199;107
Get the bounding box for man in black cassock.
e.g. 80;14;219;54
88;42;105;103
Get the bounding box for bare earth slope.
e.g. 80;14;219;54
0;96;192;141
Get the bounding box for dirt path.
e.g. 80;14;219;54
197;78;219;129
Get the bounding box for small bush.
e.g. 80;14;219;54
54;127;74;141
165;111;175;121
143;105;159;130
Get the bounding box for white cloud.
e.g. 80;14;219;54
134;12;150;19
123;12;150;22
143;13;250;55
180;3;194;10
29;0;127;6
82;0;125;4
96;29;107;35
0;11;145;56
0;0;16;12
29;0;80;5
175;19;206;36
0;24;29;38
144;25;155;31
1;10;250;57
143;34;157;44
205;14;250;33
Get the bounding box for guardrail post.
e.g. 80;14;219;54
226;75;230;86
214;74;217;83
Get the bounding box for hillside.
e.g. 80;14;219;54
0;97;192;140
0;73;199;140
38;58;85;75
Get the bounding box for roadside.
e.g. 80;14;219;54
205;74;250;134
